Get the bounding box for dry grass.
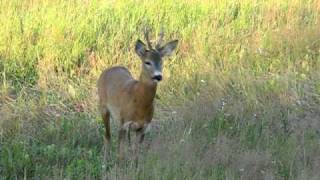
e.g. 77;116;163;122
1;0;320;179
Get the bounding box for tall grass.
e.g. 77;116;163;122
0;0;320;179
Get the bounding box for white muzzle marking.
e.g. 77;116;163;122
153;71;162;77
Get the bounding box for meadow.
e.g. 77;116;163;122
0;0;320;179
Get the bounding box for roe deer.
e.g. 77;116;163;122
97;28;178;160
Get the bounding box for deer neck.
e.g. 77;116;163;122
137;71;157;104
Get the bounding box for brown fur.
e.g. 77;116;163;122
97;66;157;160
97;32;178;160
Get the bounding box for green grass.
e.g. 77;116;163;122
1;0;320;179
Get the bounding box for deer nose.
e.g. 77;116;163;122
152;75;162;81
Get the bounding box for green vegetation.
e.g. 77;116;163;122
1;0;320;179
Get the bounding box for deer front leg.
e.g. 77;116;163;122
122;121;135;146
117;121;138;162
132;130;142;167
136;130;145;144
133;123;151;166
139;123;151;143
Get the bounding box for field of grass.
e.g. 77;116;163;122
1;0;320;179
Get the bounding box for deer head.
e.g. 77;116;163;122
135;28;178;83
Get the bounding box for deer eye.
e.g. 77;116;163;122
145;61;151;66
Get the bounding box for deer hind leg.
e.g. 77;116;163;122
101;110;111;146
99;101;111;145
100;108;111;164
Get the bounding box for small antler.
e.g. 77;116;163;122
155;27;164;50
144;27;153;50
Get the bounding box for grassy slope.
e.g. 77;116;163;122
0;0;320;179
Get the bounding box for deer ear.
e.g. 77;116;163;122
158;40;178;57
135;40;147;58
